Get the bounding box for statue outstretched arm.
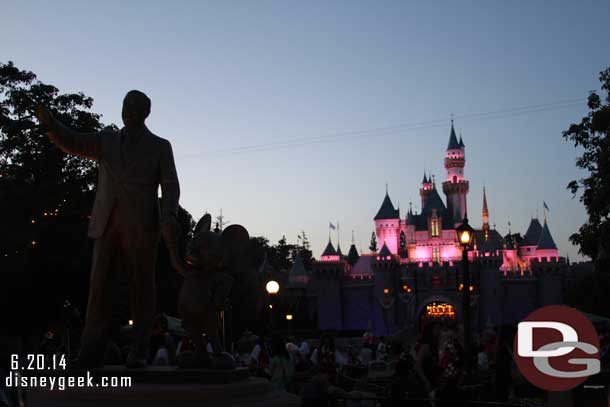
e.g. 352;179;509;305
35;105;103;160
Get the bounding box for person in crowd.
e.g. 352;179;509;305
415;321;441;403
437;335;465;401
362;331;376;360
149;315;176;365
252;336;271;376
286;341;301;366
477;343;489;371
269;337;294;391
376;336;388;361
298;337;311;359
310;334;338;384
358;344;373;366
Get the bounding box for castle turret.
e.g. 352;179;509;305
374;189;400;255
536;219;559;260
442;121;469;223
520;217;543;258
321;238;340;262
482;187;489;240
347;244;359;266
420;171;433;209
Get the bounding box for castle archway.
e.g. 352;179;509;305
417;295;457;329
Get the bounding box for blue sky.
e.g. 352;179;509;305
2;1;609;260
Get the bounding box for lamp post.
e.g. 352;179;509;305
266;280;280;333
456;216;474;372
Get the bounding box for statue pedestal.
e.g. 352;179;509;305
25;366;300;407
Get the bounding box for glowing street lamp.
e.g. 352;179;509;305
285;314;293;321
456;217;474;247
456;216;474;371
266;280;280;295
266;280;280;333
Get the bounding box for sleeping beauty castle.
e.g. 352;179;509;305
284;122;585;336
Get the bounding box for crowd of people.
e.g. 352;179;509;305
225;320;540;405
4;314;610;406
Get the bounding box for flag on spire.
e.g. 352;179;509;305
329;222;336;230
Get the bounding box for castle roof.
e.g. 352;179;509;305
523;218;543;246
349;255;373;277
447;122;461;150
374;192;400;220
321;239;337;256
537;221;558;250
477;229;504;252
422;188;446;215
337;243;344;258
459;133;465;148
378;242;392;257
347;244;360;266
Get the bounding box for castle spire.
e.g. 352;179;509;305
482;186;489;240
447;120;460;150
422;171;428;184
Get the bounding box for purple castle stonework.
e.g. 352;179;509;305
285;123;591;336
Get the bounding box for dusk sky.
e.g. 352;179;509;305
3;1;609;261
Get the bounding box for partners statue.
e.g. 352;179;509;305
177;213;250;369
35;91;186;369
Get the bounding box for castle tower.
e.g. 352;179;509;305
419;171;433;209
320;238;340;262
374;190;400;254
442;122;469;223
482;187;489;240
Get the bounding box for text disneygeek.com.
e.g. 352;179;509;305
5;371;132;391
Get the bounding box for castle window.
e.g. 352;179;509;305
431;219;440;237
433;247;441;263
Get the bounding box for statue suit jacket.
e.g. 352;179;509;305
48;124;180;242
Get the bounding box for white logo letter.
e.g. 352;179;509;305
518;321;577;357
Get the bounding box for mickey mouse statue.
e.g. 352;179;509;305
177;213;249;369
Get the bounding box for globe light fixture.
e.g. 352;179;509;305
285;314;293;321
266;280;280;295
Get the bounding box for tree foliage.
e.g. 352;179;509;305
563;67;610;271
0;61;109;333
369;231;378;252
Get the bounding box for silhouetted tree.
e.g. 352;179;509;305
563;67;610;272
369;231;378;252
0;61;109;335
